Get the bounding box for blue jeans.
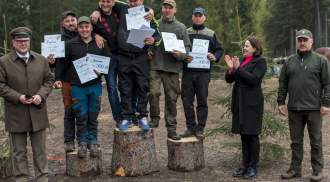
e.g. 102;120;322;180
105;57;122;123
71;84;102;145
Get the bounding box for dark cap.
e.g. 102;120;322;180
77;16;91;24
296;29;313;39
9;27;32;39
193;7;206;16
163;0;176;8
62;10;76;20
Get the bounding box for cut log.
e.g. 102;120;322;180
111;126;159;177
167;136;205;172
66;148;102;177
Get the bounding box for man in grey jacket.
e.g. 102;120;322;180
149;0;191;140
278;29;330;182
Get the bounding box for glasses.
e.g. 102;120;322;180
14;39;30;44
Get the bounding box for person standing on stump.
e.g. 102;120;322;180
278;29;330;182
181;7;223;140
0;27;54;182
224;36;266;179
149;0;191;140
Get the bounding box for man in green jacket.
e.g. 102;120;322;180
277;29;330;182
149;0;191;140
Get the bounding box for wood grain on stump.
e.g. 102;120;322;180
66;148;102;177
167;137;205;172
111;126;159;177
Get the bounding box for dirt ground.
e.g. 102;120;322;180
3;78;330;182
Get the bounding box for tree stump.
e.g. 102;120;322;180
167;136;205;171
111;126;159;177
66;148;102;177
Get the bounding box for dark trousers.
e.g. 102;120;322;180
62;82;76;143
288;110;323;173
71;84;102;145
118;54;149;120
241;134;260;169
181;71;209;132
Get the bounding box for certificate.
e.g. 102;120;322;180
187;52;210;69
73;56;98;84
41;41;65;58
176;40;186;54
192;39;209;53
126;5;150;30
87;53;111;74
44;34;62;44
161;32;178;52
127;28;155;48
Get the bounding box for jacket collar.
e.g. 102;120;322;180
9;50;36;62
161;16;176;24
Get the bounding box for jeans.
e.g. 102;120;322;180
105;57;122;123
71;84;102;145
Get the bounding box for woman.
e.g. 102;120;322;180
224;36;267;179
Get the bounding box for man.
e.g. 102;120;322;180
90;0;154;127
114;0;161;131
55;16;110;158
181;7;223;139
53;11;79;153
0;27;54;182
277;29;330;182
149;0;191;140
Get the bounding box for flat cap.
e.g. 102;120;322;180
163;0;176;8
9;27;32;39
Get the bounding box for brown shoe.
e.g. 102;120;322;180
310;171;323;182
281;169;302;179
64;141;75;152
180;130;195;138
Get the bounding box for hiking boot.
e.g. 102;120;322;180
78;143;87;158
138;117;150;131
232;167;247;177
281;169;302;179
149;121;159;128
310;171;323;182
243;167;257;179
195;130;205;140
89;144;98;158
180;130;195;138
118;119;132;131
64;141;75;152
168;131;181;140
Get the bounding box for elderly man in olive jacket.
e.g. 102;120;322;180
0;27;54;182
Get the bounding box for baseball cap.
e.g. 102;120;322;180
163;0;176;8
296;29;313;39
62;10;76;20
193;7;206;16
77;16;91;24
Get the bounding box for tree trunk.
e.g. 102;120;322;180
66;149;102;177
111;126;159;177
167;137;205;172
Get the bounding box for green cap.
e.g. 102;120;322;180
77;16;91;25
296;29;313;39
9;27;32;39
163;0;176;8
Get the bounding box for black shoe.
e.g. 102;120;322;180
149;122;159;128
64;141;75;152
243;167;257;179
180;130;195;138
78;143;87;158
310;171;323;182
89;144;98;158
168;131;181;140
195;130;205;140
232;167;247;177
281;169;302;179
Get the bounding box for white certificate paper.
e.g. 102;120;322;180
126;5;150;30
87;54;111;74
162;32;178;52
176;40;186;54
192;39;209;53
127;28;155;48
41;41;65;58
73;56;98;84
44;34;62;43
188;52;210;69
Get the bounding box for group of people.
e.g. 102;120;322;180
0;0;329;182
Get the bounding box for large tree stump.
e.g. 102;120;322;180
66;148;102;177
111;126;159;177
167;136;205;171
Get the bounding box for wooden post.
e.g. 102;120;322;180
167;137;205;172
66;148;102;177
111;126;159;177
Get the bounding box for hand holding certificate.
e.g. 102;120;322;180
187;38;211;69
127;27;155;48
87;53;111;74
126;5;150;30
73;57;98;84
161;32;186;53
41;34;65;58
